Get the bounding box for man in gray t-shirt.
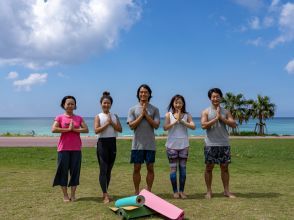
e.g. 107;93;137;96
127;84;160;194
201;88;237;199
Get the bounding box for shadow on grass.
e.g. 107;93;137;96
156;193;206;200
198;192;281;199
153;192;281;200
234;192;281;198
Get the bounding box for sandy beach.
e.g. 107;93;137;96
1;136;294;147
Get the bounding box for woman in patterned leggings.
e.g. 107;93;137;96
163;94;196;199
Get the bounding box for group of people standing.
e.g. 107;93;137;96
52;84;236;203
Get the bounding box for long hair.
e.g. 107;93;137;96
167;94;187;113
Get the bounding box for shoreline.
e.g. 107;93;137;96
1;136;294;147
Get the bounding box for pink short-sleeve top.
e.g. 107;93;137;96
55;114;83;152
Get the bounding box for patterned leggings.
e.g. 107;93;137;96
166;148;189;193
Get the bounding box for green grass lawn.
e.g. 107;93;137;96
1;139;294;219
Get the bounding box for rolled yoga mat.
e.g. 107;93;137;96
139;189;184;220
115;195;145;208
118;206;156;220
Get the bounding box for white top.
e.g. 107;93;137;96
165;112;189;149
97;113;118;138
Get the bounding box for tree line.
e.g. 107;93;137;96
221;93;276;135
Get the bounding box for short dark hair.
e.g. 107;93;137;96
208;88;223;99
167;94;187;113
60;95;77;109
100;91;113;105
136;84;152;101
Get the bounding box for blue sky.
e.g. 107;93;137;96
0;0;293;117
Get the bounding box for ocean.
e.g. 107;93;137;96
0;117;293;136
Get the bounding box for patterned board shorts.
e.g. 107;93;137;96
204;146;231;164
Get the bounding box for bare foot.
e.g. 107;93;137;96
205;192;212;199
103;196;111;204
63;195;70;202
179;192;187;199
224;192;236;198
173;192;180;199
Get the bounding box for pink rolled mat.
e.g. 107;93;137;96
139;189;184;220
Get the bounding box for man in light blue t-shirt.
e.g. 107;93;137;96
127;84;160;195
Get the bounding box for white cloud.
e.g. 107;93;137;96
285;59;294;74
13;73;48;91
269;0;280;12
247;37;263;46
269;3;294;48
6;71;19;79
249;16;261;29
263;16;274;27
0;0;141;68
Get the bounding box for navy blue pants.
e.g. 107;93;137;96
97;137;116;193
53;151;81;187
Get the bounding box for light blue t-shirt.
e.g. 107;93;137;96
127;103;160;150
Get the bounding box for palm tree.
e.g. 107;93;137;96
249;95;276;135
221;92;251;135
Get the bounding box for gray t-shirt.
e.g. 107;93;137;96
127;103;160;150
204;106;230;146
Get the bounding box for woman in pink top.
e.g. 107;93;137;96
52;96;89;202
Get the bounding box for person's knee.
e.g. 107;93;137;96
220;164;229;173
146;164;154;174
133;164;141;174
206;164;214;173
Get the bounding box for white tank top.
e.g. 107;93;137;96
165;112;189;149
97;113;118;138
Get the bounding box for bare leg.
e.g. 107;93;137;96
70;186;77;201
220;163;236;198
204;163;214;199
61;186;70;202
146;163;154;192
133;164;141;195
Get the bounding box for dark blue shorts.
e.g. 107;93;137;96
130;150;156;164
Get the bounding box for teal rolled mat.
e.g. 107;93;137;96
115;195;145;208
118;206;156;220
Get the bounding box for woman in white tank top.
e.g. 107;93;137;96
163;94;196;199
94;91;122;203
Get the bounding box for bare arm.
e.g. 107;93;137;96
219;111;237;128
128;113;144;130
201;109;218;129
94;115;110;134
180;114;196;130
144;112;160;129
163;112;178;131
111;114;122;132
51;121;71;133
73;119;89;133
